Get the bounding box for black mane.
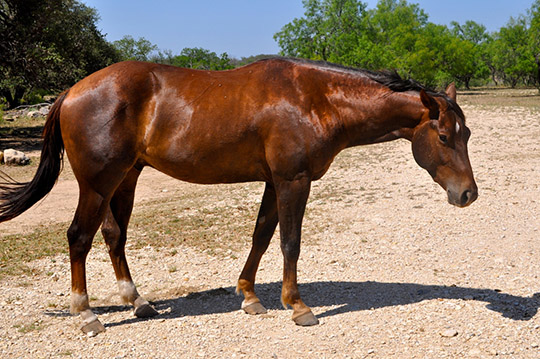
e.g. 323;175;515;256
280;57;433;92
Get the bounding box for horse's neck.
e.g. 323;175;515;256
331;87;424;147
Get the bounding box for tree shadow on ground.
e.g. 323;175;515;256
0;126;44;152
63;281;539;329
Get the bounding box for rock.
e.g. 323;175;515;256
39;106;50;115
440;329;458;337
3;149;30;165
26;111;41;118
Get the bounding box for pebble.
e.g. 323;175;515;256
468;348;482;356
440;329;458;338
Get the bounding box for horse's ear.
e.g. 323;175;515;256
420;89;439;120
445;83;457;102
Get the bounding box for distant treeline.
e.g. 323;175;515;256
275;0;540;91
1;0;539;109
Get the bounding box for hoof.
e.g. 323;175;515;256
133;296;159;318
80;318;106;336
292;310;319;326
134;303;159;318
80;309;106;336
241;300;267;315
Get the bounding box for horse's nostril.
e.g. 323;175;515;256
460;190;472;206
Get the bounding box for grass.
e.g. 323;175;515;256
13;321;45;333
127;188;259;255
0;115;46;131
0;116;46;147
0;222;69;279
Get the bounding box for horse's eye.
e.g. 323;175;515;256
439;135;448;144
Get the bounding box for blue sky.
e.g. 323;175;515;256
82;0;536;58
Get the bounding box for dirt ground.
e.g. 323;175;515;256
0;90;539;358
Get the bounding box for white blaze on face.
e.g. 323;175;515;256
456;121;461;134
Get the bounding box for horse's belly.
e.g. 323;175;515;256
144;145;270;184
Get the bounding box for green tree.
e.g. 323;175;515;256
274;0;367;62
361;0;430;76
168;47;233;70
112;35;158;61
450;20;489;44
448;21;490;88
492;17;535;87
273;0;466;87
527;0;540;90
0;0;120;108
149;49;175;65
406;23;450;86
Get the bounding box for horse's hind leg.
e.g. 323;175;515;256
101;167;158;318
68;187;112;335
237;183;279;314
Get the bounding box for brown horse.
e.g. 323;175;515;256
0;58;477;333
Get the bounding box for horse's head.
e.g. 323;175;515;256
411;84;478;207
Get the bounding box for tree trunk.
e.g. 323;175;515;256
2;87;26;109
488;66;498;86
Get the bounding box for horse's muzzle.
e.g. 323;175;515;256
447;187;478;207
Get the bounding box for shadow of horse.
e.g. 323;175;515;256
45;281;540;328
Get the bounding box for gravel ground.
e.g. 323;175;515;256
0;102;539;358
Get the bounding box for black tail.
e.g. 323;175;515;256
0;90;69;222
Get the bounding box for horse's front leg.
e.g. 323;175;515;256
237;183;279;314
275;176;319;326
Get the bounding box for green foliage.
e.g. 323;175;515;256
491;17;536;88
527;0;540;90
0;0;120;108
154;47;234;70
275;0;540;89
275;0;367;61
112;35;158;61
